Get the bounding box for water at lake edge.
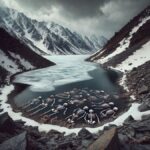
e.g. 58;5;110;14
10;55;129;128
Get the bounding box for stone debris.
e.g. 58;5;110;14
0;113;150;150
0;132;27;150
138;85;149;95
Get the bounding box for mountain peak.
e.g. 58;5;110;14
0;6;107;55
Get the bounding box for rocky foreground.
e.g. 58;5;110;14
126;61;150;104
0;111;150;150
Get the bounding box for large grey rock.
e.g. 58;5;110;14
121;143;150;150
88;128;120;150
142;114;150;121
0;113;16;133
131;120;150;132
138;85;149;95
0;132;27;150
138;99;150;112
78;128;93;140
124;115;135;125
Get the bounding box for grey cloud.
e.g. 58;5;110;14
1;0;150;38
54;0;107;19
15;0;109;18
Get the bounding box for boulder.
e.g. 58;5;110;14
131;119;150;132
138;99;150;112
0;113;16;133
78;128;93;140
138;85;149;95
55;141;74;149
139;104;150;112
0;132;27;150
128;144;150;150
123;115;135;125
142;114;150;121
88;128;120;150
128;63;132;66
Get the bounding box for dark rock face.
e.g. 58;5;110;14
0;132;27;150
78;128;93;140
0;112;150;149
88;128;120;150
117;61;150;149
126;61;150;100
121;143;150;150
0;113;16;134
138;98;150;112
0;113;95;150
0;28;55;69
138;85;149;95
118;115;150;149
0;66;8;86
123;115;135;125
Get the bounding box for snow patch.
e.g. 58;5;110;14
9;52;35;70
0;49;21;73
116;41;150;72
24;28;52;55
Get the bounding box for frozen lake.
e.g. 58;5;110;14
14;55;119;93
9;55;129;128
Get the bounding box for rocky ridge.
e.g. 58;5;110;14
0;27;55;87
87;6;150;68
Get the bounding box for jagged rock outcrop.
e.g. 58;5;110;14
0;132;27;150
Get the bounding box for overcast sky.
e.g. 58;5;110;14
0;0;150;38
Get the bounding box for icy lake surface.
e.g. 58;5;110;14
7;55;130;130
14;55;118;93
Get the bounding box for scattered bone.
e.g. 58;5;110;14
101;103;110;108
56;105;65;111
22;88;120;126
109;102;114;106
106;109;115;116
113;107;118;111
83;106;89;110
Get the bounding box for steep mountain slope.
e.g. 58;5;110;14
0;66;9;85
0;27;55;84
88;6;150;72
0;7;107;55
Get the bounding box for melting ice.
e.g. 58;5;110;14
14;55;97;92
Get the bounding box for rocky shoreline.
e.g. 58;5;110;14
0;62;150;149
5;65;131;130
8;85;129;129
0;111;150;150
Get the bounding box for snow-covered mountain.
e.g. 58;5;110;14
0;7;107;55
88;6;150;72
0;27;55;85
